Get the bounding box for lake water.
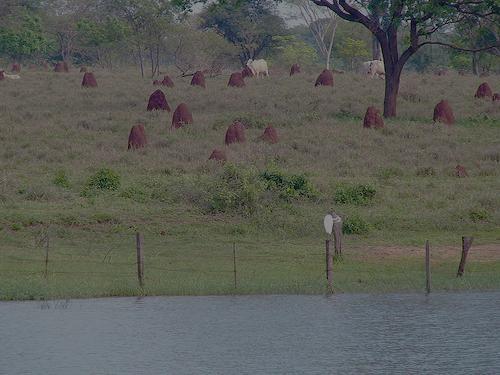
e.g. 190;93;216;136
1;292;499;374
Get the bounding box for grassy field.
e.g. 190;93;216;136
0;66;499;300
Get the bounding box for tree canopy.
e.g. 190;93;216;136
309;0;499;116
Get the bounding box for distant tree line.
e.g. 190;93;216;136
0;0;498;81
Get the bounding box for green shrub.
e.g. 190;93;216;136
342;215;370;235
81;168;120;197
53;170;70;189
207;164;263;215
10;223;22;231
334;184;376;205
469;209;491;223
259;168;317;201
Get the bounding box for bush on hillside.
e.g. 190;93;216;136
259;168;317;201
334;184;376;205
81;168;120;197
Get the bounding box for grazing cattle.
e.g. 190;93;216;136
0;70;20;79
363;60;385;79
246;59;269;78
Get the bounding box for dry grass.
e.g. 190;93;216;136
0;66;499;299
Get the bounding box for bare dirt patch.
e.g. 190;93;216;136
351;244;500;262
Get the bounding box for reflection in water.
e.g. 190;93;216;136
1;292;499;375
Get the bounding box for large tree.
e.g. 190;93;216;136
288;0;339;69
201;0;286;64
108;0;181;77
309;0;499;117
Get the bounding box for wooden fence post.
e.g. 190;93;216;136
326;239;333;291
425;240;431;294
233;242;237;289
457;236;473;277
136;232;144;287
44;231;50;279
333;222;342;257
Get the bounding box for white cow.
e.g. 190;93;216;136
364;60;385;79
246;59;269;78
0;70;20;79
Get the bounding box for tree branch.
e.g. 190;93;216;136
418;41;500;53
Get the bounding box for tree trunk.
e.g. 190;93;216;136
472;52;479;75
372;35;382;60
383;64;402;118
137;43;144;78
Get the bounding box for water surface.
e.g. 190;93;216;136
1;292;499;374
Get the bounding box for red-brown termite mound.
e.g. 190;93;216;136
81;72;98;88
475;82;493;99
433;100;455;125
171;103;193;129
225;121;246;145
128;124;147;150
315;69;334;87
363;107;384;129
260;125;279;144
161;75;174;87
228;72;245;88
147;89;170;112
190;71;206;88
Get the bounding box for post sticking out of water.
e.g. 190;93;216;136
233;242;237;289
136;232;144;287
44;231;49;279
425;240;431;294
457;236;473;277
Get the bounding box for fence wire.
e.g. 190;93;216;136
0;231;497;295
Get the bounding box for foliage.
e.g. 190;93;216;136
0;12;52;60
306;0;499;116
201;0;286;62
334;184;376;206
53;170;70;189
166;24;238;74
76;17;129;66
337;37;369;69
342;215;370;235
259;168;317;201
469;209;491;223
81;168;121;197
269;35;318;67
449;52;471;71
206;165;263;215
286;0;339;68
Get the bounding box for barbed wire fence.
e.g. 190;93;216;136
0;227;494;298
